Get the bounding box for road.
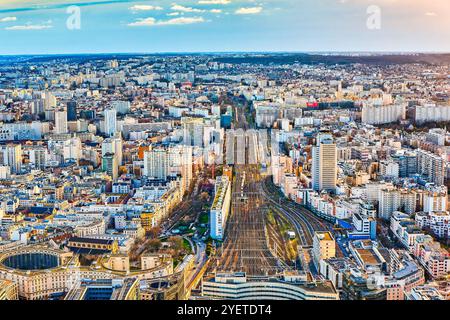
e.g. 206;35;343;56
185;240;208;294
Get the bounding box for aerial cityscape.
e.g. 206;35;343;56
0;0;449;305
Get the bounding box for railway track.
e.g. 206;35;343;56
217;165;283;276
261;177;332;244
262;177;346;259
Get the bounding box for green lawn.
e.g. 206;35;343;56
199;212;209;224
183;239;193;253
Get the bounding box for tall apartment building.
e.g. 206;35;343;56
54;109;68;134
0;144;22;174
415;104;450;124
43;91;57;109
182;117;205;148
423;187;448;213
66;101;77;121
417;149;446;186
379;161;400;179
426;129;447;146
168;145;193;194
210;176;232;241
313;231;336;268
104;108;117;137
28;146;47;170
143;149;169;180
102;153;118;180
63;138;82;163
102;137;123;168
379;188;417;220
112;101;131;115
312;133;337;193
391;152;417;178
416;212;450;239
361;103;406;125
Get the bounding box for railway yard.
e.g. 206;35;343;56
212;100;340;276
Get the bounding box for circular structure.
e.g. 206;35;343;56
0;247;64;272
2;252;59;271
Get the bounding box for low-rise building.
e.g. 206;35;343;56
202;272;339;300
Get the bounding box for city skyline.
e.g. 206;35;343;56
0;48;449;302
0;0;449;54
0;0;450;306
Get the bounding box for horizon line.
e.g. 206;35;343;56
1;50;450;57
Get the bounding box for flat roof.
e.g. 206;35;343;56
315;231;334;241
68;237;114;245
356;248;382;265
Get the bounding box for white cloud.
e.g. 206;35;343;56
129;5;163;11
127;17;156;26
198;0;230;4
210;9;222;13
0;16;17;22
158;17;205;25
425;12;437;16
6;23;52;30
171;4;205;13
235;7;263;15
128;16;205;27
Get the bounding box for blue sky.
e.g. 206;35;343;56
0;0;449;54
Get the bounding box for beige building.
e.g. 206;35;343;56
104;254;130;272
141;254;167;271
313;231;336;268
0;246;174;300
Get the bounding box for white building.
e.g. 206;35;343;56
102;137;123;167
210;176;232;241
63;138;82;163
415;211;450;239
104;108;117;137
312;133;337;193
415;104;450;124
112;101;130;115
380;161;400;179
379;188;416;220
143;149;168;180
182;117;205;148
361;103;406;125
168;145;193;194
0;122;43;141
423;187;448;213
417;149;446;186
202;272;339;300
28;146;48;170
0;144;22;174
54;110;68;134
0;166;10;179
